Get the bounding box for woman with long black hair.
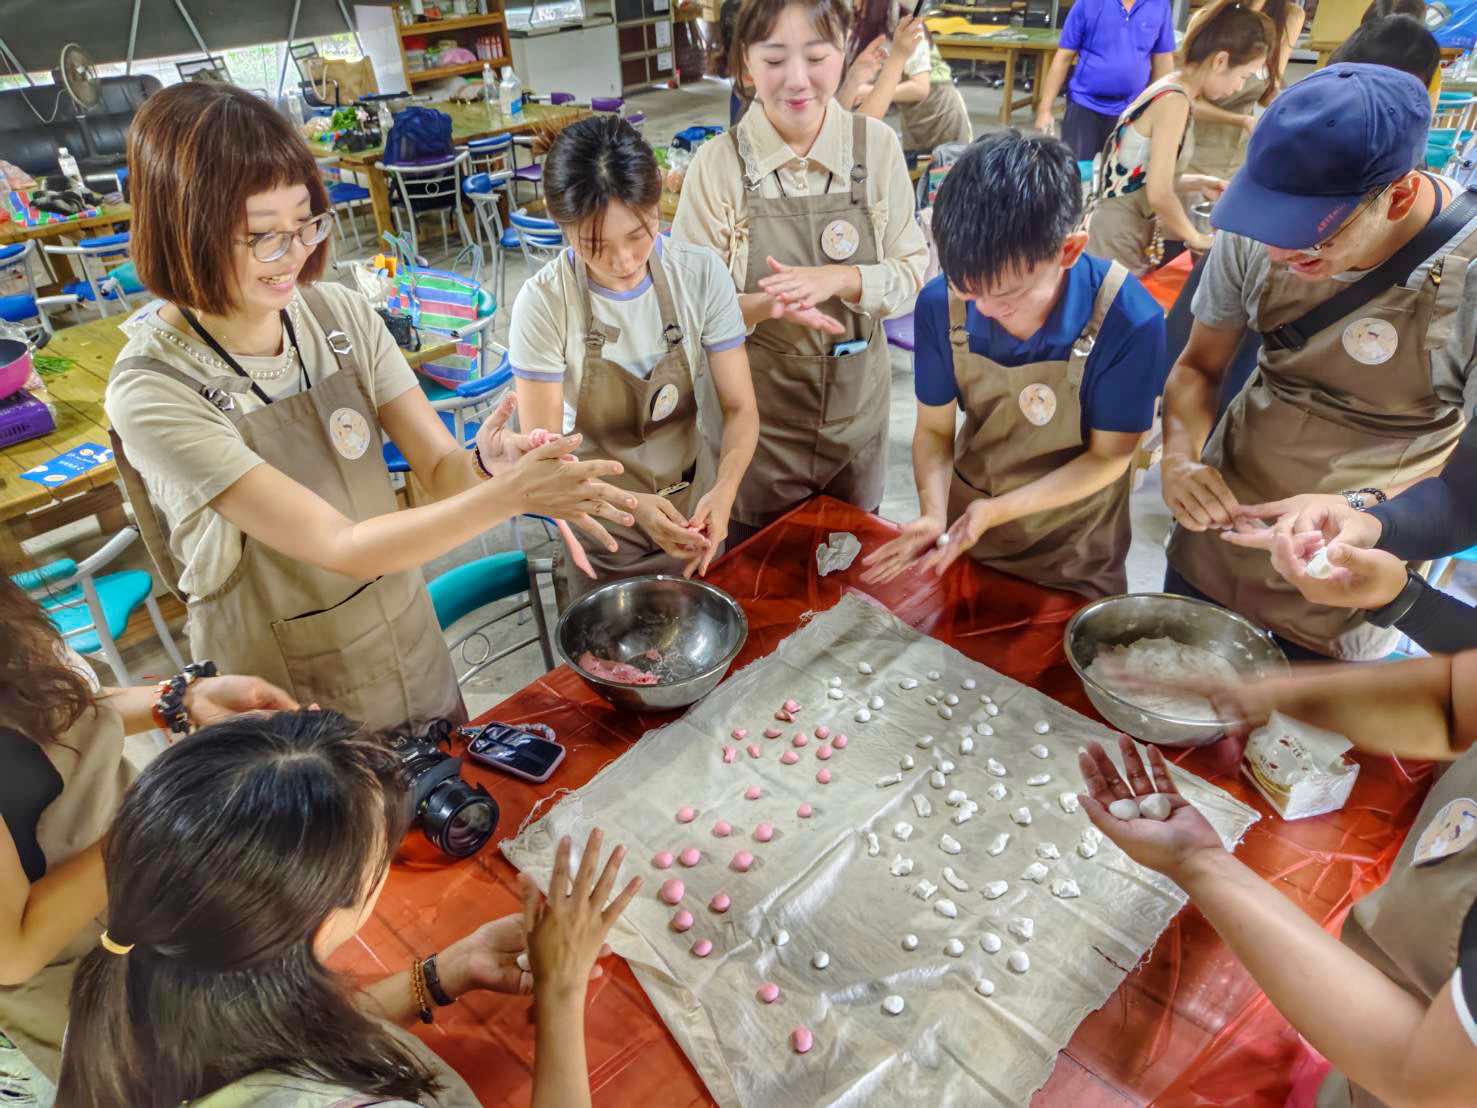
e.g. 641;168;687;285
55;709;638;1107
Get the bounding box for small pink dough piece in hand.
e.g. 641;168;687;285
814;725;831;740
721;745;737;764
783;699;802;714
833;734;849;749
797;802;814;818
653;852;675;870
671;909;695;932
679;847;702;867
732;851;755;872
756;982;781;1004
754;822;775;843
779;751;800;765
709;891;732;912
763;727;783;739
746;744;762;759
691;938;714;958
731;728;749;741
712;820;733;837
676;806;697;823
816;745;833;761
816;768;833;784
791;1026;814;1054
792;733;809;748
659;878;685;904
745;786;763;800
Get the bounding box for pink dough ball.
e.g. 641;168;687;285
780;751;800;765
763;727;783;739
679;847;701;867
653;852;675;870
747;744;762;759
756;981;781;1003
754;822;775;843
745;786;763;800
816;768;832;785
721;745;737;763
797;802;814;818
792;732;809;748
816;745;833;761
709;891;732;912
659;878;685;904
712;820;733;837
783;699;801;713
731;851;755;872
731;728;748;740
691;938;714;957
671;909;694;932
676;806;697;823
814;725;831;740
791;1026;814;1054
833;734;849;749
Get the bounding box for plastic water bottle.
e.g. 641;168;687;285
56;146;82;189
499;68;523;117
284;90;305;126
483;63;495;109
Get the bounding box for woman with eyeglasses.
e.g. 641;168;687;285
104;83;638;733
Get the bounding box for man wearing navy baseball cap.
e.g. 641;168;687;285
1158;62;1477;661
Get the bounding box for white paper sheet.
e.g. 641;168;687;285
503;593;1259;1107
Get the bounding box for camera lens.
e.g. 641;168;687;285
420;778;498;858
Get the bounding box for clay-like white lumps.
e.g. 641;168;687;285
987;758;1008;777
987;783;1008;800
1034;720;1051;735
517;951;531;973
927;670;941;681
975;722;995;736
976;977;996;997
828;688;845;700
858;661;874;675
877;772;903;787
1140;794;1173;821
1029;744;1050;759
1051;878;1082;899
960;736;976;755
940;834;962;855
829;675;843;687
854;707;872;723
912;794;932;818
1011;807;1033;826
902;933;919;951
983;880;1009;900
890;855;915;876
942;866;969;891
660;878;686;904
987;833;1010;856
1020;861;1048;884
774;928;790;947
812;950;830;970
1035;842;1061;861
980;931;1002;954
1059;792;1081;814
917;734;935;749
1008;917;1034;942
944;937;965;956
961;678;977;691
866;832;881;856
894;821;914;841
929;770;947;789
913;878;938;901
900;677;920;690
1026;773;1052;787
1108;797;1141;820
900;754;916;770
1008;951;1031;974
938;706;954;719
944;693;960;707
934;898;958;919
882;994;906;1015
946;788;968;807
868;694;885;711
986;702;1001;717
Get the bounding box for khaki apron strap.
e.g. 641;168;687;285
946;291;970;377
1067;261;1130;389
646;243;685;350
297;284;373;408
570;253;623;353
848;112;869;206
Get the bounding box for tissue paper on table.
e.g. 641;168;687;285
1242;711;1359;820
815;531;861;576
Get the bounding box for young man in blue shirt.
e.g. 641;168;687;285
862;131;1168;598
1034;0;1177;162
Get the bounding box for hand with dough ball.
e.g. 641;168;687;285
632;492;711;562
1077;737;1224;884
757;256;861;313
471;391;538;477
915;500;997;578
1264;532;1410;612
1222;493;1383;553
502;433;638;556
860;515;947;584
682;481;738;578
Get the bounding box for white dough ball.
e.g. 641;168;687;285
1139;793;1173;821
1108;797;1141;820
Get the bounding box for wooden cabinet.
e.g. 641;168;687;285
396;8;513;86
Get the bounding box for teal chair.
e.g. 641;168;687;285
427;548;555;683
10;528;184;685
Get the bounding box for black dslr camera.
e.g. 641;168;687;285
389;720;499;858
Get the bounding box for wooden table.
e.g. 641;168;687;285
0;314;456;567
0;204;133;291
336;495;1434;1106
322;101;590;242
935;27;1058;125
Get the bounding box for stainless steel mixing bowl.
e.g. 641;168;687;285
1063;593;1288;747
1190;200;1215;236
556;575;749;712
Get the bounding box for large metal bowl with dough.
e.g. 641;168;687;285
1063;593;1289;747
556;575;749;712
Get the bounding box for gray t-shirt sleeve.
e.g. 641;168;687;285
1191;233;1262;332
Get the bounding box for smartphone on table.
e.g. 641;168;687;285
460;722;567;784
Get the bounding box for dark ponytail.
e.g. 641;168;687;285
56;710;432;1108
541;113;662;254
1181;0;1275;69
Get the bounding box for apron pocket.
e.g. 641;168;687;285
270;574;420;703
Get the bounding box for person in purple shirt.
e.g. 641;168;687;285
1035;0;1177;162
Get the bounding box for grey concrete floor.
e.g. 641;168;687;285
30;64;1463;733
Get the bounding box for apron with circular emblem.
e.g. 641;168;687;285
1085;84;1195;276
1166;216;1475;660
716;112;891;531
0;700;132;1085
109;285;464;734
945;262;1134;599
899;77;973;157
1186;70;1268;183
1314;746;1477;1106
557;251;701;603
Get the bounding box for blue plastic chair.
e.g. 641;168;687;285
10;528;184;685
466;133;514;177
427;549;556;680
508;210;565;272
464;169;518;307
43;232;136;317
0;241;77;341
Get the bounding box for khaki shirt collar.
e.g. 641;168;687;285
739;98;853;182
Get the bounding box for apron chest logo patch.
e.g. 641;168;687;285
820;219;860;261
1341;317;1398;365
328;407;372;461
651;382;680;423
1412;797;1477;867
1018;384;1058;427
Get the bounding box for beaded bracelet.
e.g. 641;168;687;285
422;953;455;1008
472;442;494;480
410;956;434;1024
150;660;218;738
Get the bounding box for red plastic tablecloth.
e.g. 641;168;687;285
331;497;1432;1107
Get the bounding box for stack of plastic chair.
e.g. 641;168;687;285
42;233;138;317
510;91;576;202
11;527;184;686
508;209;565;274
0;241;77;343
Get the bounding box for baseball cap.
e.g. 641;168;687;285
1211;63;1432;250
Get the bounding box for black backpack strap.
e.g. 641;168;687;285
1261;187;1477;353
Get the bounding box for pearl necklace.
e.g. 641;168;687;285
153;298;304;382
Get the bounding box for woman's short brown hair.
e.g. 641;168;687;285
128;83;330;316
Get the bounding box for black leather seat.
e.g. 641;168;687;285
0;75;160;179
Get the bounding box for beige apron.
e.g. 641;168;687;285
0;702;132;1084
1314;746;1477;1107
899;78;972;155
718;113;891;531
109;285;464;734
944;263;1134;599
190;1022;480;1107
1086;85;1195;276
1186;71;1268;182
1167;221;1474;660
557;252;700;603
